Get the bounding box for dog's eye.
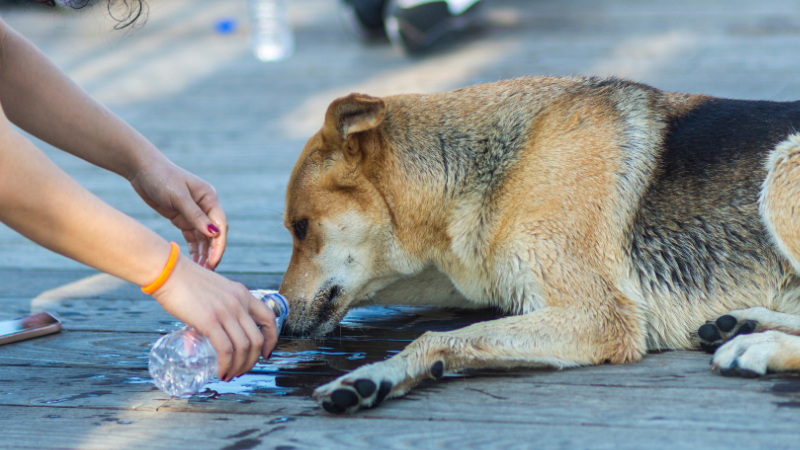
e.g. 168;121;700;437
292;219;308;241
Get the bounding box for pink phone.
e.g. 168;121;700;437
0;312;62;345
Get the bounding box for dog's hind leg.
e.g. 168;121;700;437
313;297;646;414
698;133;800;376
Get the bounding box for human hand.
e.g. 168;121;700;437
152;256;278;380
129;160;227;270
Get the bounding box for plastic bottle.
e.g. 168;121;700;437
148;290;289;397
248;0;294;61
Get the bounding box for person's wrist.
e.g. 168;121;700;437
123;143;171;182
149;253;191;301
141;241;180;294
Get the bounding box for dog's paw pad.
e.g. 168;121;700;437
354;379;376;398
698;323;721;342
736;320;758;336
315;376;396;414
331;389;360;408
322;401;347;414
375;380;393;405
700;341;720;354
431;361;444;380
716;315;737;332
698;323;723;353
697;314;760;353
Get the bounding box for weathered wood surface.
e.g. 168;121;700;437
3;0;800;448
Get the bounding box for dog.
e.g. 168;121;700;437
279;76;800;414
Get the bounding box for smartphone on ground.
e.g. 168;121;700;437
0;312;62;345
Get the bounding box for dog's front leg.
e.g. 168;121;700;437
313;301;646;414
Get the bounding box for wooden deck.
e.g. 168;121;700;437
2;0;800;448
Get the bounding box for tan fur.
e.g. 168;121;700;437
279;76;800;413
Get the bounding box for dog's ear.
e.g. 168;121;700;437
324;93;386;142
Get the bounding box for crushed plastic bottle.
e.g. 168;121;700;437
248;0;294;61
148;290;289;397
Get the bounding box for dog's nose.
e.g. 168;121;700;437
327;285;343;303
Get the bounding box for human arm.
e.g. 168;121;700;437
0;108;277;380
0;18;226;269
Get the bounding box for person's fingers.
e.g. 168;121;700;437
195;230;210;269
237;310;265;375
204;326;234;381
174;189;220;242
219;312;251;379
204;205;227;270
182;229;200;264
248;294;278;359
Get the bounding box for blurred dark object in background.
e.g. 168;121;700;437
340;0;388;40
340;0;485;55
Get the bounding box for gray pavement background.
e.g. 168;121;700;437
1;0;800;449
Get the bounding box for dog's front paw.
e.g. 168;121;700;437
313;360;410;414
710;331;789;377
313;358;445;414
697;314;759;354
313;376;395;414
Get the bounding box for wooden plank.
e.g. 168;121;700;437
5;405;798;450
2;379;800;450
0;269;97;300
0;365;314;415
0;331;152;370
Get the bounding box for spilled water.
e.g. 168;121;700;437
180;305;502;399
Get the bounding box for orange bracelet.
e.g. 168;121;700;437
141;242;180;294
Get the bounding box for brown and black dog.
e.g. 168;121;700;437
279;76;800;413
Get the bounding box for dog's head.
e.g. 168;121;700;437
281;93;406;336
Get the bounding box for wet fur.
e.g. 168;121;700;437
280;76;800;413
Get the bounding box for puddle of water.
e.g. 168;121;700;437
200;374;280;397
177;306;499;399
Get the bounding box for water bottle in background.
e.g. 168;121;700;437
248;0;294;61
148;290;289;397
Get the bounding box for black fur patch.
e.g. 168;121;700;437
630;99;800;302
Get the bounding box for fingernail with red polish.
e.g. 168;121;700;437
208;224;220;234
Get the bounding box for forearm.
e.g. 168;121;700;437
0;18;165;180
0;120;170;286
